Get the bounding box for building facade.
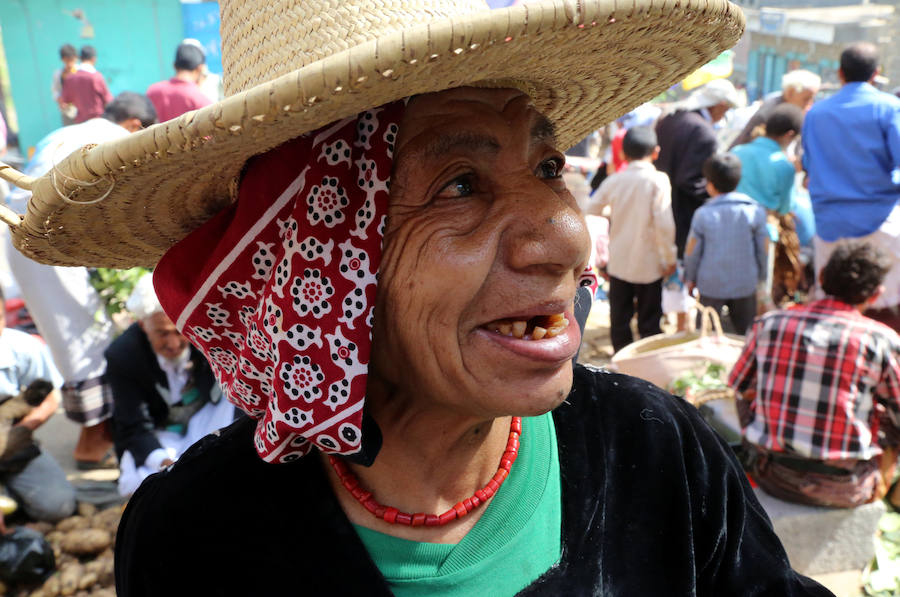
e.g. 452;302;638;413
730;2;896;101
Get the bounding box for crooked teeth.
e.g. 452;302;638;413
540;317;569;338
547;319;568;336
486;314;569;340
512;321;527;339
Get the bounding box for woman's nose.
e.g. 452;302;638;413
501;179;591;277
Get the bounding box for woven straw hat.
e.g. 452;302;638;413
0;0;744;268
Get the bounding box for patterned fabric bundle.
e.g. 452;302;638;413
154;101;404;463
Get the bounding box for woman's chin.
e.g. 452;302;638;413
477;367;574;418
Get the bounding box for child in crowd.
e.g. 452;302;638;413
733;104;806;305
733;104;803;215
683;153;767;334
587;126;676;352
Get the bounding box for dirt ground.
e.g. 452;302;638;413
34;413;121;510
579;300;615;368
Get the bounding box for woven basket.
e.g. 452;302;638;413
611;307;745;390
0;0;744;268
686;386;737;407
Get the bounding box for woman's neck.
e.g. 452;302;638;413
322;397;513;544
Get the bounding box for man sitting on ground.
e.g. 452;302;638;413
7;92;158;469
0;291;75;527
107;275;235;496
729;242;900;508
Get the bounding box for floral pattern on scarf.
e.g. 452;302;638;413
154;102;404;463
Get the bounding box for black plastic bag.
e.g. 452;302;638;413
0;527;55;584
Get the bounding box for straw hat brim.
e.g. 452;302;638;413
4;0;744;268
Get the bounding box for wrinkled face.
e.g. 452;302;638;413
141;311;189;361
370;87;590;419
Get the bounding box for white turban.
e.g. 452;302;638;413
126;274;163;321
181;38;207;57
680;78;741;111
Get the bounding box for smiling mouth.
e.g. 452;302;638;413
482;313;570;340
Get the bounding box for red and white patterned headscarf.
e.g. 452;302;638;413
155;101;405;463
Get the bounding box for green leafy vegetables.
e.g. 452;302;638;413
88;267;150;319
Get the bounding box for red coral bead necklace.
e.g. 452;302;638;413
329;416;522;526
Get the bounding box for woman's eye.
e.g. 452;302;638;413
436;174;475;199
537;157;564;179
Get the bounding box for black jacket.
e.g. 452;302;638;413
655;109;719;257
105;323;218;467
115;366;832;596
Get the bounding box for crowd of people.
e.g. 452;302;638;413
0;38;226;526
732;42;900;509
50;41;216;127
0;0;895;591
587;40;900;510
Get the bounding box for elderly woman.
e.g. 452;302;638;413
0;1;832;595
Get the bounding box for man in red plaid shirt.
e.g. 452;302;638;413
729;241;900;508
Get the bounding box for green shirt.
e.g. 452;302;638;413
354;413;561;596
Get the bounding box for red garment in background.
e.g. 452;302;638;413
61;70;113;123
146;78;212;122
611;128;628;173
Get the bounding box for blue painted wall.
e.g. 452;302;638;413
0;0;185;152
181;2;221;75
746;47;838;101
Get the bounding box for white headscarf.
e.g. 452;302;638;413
679;79;741;111
126;274;163;321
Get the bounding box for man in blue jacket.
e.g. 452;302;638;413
802;42;900;330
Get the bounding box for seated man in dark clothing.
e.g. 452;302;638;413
730;241;900;508
107;275;235;496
